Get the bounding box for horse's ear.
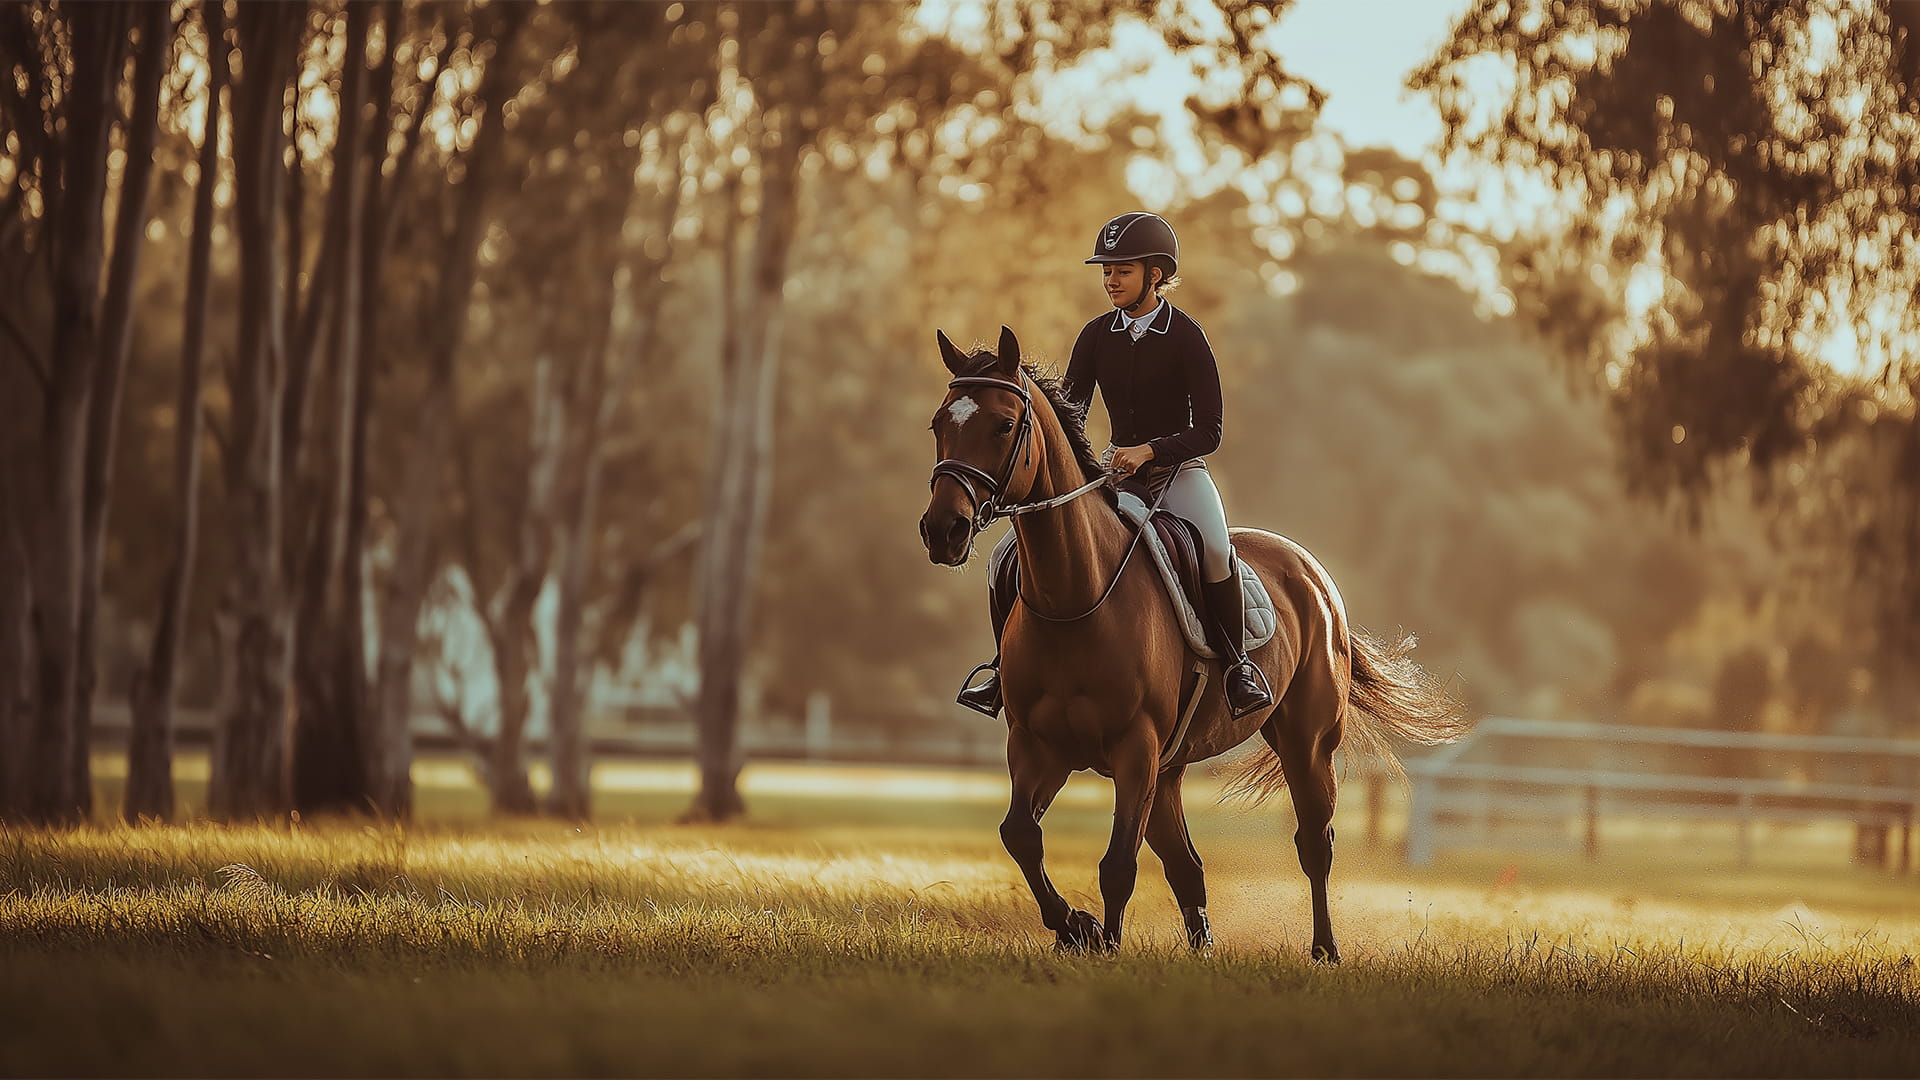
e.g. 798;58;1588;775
995;326;1021;376
936;329;968;376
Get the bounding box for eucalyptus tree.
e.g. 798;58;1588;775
1419;0;1920;724
290;0;466;817
0;3;170;823
681;0;1106;822
126;0;226;823
366;1;533;818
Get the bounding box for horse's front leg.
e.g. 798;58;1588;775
1001;727;1102;949
1097;727;1158;949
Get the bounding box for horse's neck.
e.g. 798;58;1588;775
1011;394;1128;617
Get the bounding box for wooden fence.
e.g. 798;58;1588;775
1405;717;1920;870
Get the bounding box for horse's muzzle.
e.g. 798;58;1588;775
919;509;974;566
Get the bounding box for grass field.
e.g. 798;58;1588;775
3;754;1918;1077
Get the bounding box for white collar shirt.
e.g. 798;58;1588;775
1117;299;1165;341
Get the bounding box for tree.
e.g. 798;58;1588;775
367;3;531;818
126;0;225;823
684;0;1137;821
0;4;171;823
1418;0;1920;725
207;1;305;820
288;0;379;816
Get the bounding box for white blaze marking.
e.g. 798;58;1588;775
947;397;980;427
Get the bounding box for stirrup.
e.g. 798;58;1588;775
956;661;1003;717
1223;658;1274;719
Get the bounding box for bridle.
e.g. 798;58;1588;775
929;373;1110;534
928;375;1037;533
928;370;1156;623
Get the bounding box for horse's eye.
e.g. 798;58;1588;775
999;418;1016;436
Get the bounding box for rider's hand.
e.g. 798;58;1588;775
1109;444;1155;477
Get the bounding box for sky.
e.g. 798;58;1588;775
1271;0;1478;158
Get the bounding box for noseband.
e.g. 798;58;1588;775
929;375;1037;533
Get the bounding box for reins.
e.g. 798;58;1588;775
1017;478;1167;624
927;370;1164;625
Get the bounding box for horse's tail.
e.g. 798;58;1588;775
1224;627;1471;805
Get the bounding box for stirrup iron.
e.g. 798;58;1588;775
956;660;1003;717
1223;657;1273;719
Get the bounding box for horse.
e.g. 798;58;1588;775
919;326;1469;959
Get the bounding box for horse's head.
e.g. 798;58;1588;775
920;325;1040;566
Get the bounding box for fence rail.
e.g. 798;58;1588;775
88;702;1006;768
1405;717;1920;870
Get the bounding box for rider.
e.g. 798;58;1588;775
957;210;1275;720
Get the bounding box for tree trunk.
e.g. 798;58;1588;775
291;0;371;816
448;349;560;816
77;0;168;788
340;0;416;812
479;358;561;815
484;624;540;814
549;128;688;818
687;136;803;823
546;323;615;821
127;0;225;824
209;4;301;821
0;496;29;818
26;5;124;825
77;1;166;817
369;9;525;818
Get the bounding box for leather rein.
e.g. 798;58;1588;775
928;372;1161;623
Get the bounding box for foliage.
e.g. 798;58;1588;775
1418;0;1920;713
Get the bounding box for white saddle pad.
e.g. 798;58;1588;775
1115;492;1278;660
987;496;1278;661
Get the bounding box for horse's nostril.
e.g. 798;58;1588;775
947;517;972;549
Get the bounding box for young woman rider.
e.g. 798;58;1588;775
957;211;1274;720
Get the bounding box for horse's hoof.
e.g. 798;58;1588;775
1311;941;1342;964
1180;906;1214;951
1053;909;1107;952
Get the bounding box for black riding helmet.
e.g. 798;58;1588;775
1084;211;1179;276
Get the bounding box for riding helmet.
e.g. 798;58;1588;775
1085;211;1178;276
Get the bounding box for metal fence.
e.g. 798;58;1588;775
1405;717;1920;869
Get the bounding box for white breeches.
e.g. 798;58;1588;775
1105;448;1235;583
1157;460;1234;582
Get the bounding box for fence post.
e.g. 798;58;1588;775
805;692;831;759
1904;805;1915;876
1736;790;1754;869
1367;774;1383;847
1584;784;1599;860
1407;770;1436;868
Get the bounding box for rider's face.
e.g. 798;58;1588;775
1102;262;1155;314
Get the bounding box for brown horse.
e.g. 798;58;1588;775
919;327;1469;959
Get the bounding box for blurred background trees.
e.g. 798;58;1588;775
0;0;1902;827
1419;0;1920;735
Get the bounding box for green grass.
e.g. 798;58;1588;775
3;754;1917;1077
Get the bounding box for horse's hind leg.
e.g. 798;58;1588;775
1262;671;1345;963
1145;765;1212;949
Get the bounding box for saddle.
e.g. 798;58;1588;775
985;493;1279;660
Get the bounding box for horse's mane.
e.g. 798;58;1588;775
960;347;1113;501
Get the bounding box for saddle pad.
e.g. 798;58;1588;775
987;498;1278;660
1116;492;1278;661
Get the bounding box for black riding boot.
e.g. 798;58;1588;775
957;562;1016;717
1203;568;1273;719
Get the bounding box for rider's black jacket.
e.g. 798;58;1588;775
1061;302;1223;467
